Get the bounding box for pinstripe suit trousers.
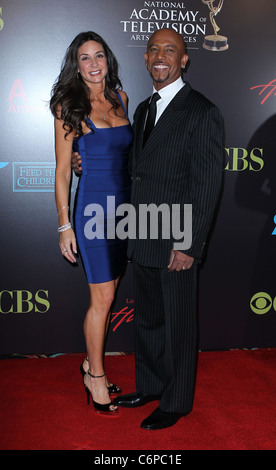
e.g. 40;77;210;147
133;260;198;414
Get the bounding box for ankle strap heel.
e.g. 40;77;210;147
83;369;118;415
87;370;106;379
80;358;121;395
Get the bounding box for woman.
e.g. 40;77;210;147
50;32;133;415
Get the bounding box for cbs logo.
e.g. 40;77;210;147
0;8;4;31
250;292;276;315
0;290;50;314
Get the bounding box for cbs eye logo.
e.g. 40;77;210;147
250;292;276;315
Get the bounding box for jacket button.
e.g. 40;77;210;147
135;176;141;181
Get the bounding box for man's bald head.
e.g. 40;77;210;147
144;28;188;90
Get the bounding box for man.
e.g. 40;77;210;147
112;28;225;430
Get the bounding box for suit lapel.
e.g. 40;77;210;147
134;83;191;168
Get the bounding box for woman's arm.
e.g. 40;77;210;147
54;113;77;263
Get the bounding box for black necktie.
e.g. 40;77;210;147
143;92;161;146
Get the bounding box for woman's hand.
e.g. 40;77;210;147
59;228;78;263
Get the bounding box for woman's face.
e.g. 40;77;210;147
77;40;108;87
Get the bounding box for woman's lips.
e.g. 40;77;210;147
89;70;101;76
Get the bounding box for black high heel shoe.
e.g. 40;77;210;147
80;358;121;395
84;370;118;415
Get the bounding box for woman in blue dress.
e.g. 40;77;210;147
50;32;133;415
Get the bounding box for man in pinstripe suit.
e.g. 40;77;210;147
113;28;225;430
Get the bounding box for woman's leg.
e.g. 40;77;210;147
83;280;117;409
82;277;119;389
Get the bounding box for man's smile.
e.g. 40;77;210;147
152;63;169;70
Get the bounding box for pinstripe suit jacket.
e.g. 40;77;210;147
127;81;225;268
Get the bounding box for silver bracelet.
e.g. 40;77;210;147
58;223;71;233
57;205;69;215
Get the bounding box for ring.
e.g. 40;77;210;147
62;249;67;253
182;266;186;270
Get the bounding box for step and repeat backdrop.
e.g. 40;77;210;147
0;0;275;354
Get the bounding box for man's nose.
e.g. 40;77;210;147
156;49;166;60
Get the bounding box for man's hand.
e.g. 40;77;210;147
167;250;194;272
72;151;82;175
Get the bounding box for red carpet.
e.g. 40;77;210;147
0;349;275;450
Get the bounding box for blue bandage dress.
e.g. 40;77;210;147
74;94;133;283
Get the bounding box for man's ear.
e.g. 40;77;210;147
144;52;148;66
181;54;189;69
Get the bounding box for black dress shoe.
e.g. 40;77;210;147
113;392;160;408
140;406;186;430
